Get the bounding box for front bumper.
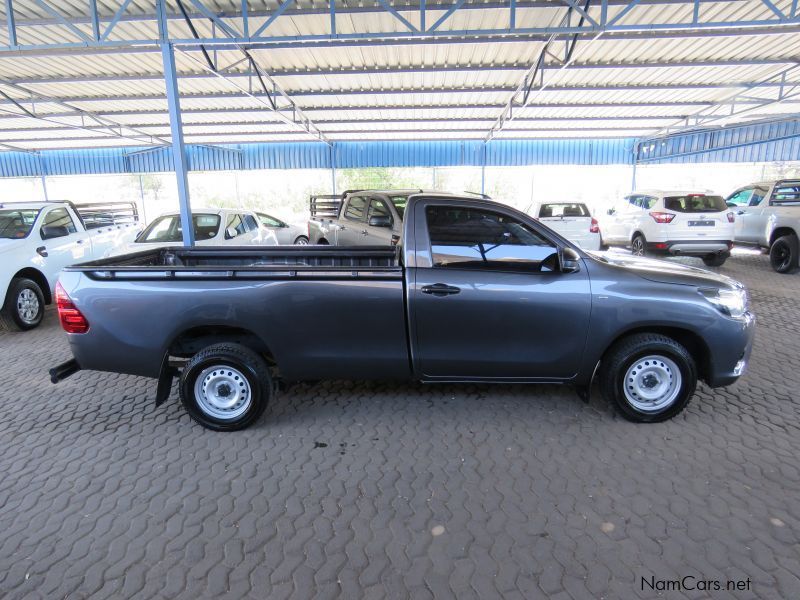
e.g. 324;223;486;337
706;311;756;387
646;240;733;257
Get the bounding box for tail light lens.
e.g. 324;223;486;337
649;211;676;224
55;282;89;334
727;212;735;223
589;217;600;234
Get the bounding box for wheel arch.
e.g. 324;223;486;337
769;226;798;247
9;267;51;304
599;326;711;383
167;324;278;370
317;237;330;245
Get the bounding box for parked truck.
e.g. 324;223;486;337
0;201;140;330
308;190;423;246
725;179;800;273
51;193;754;430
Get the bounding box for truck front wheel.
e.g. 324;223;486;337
1;277;45;331
599;334;697;422
769;234;799;274
179;343;272;431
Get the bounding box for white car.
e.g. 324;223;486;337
132;208;278;249
0;200;141;330
601;190;735;267
255;212;309;245
532;202;601;250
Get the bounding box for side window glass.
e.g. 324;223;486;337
726;188;751;206
368;199;391;221
42;208;77;235
426;205;558;273
642;197;657;210
771;185;800;205
344;197;367;221
628;196;642;208
260;214;282;227
225;214;245;238
243;214;258;231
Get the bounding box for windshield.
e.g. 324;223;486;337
0;209;40;239
390;196;408;219
664;195;727;213
137;214;221;243
538;203;589;218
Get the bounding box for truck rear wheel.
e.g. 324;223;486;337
769;234;799;274
1;277;45;331
599;334;697;422
179;343;272;431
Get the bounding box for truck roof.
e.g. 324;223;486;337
0;200;70;209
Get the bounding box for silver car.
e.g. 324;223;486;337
256;212;308;245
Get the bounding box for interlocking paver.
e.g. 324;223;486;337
0;249;799;599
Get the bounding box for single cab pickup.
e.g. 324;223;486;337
1;201;140;330
52;193;755;430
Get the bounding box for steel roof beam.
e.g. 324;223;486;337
5;58;797;86
3;0;800;55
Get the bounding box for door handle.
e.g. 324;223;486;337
737;210;746;215
36;246;48;257
421;283;461;296
361;229;368;235
76;239;84;244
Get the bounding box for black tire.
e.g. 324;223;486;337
702;253;729;267
599;237;610;251
179;343;272;431
631;234;647;257
599;333;697;423
293;235;309;245
1;277;45;331
769;234;799;274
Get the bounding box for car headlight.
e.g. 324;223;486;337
699;287;748;318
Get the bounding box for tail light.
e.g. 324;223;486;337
55;282;89;334
589;217;600;234
727;212;735;223
649;211;676;224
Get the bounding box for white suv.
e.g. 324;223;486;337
601;191;735;266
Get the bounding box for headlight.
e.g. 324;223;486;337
699;287;748;318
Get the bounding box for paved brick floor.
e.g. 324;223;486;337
1;250;799;599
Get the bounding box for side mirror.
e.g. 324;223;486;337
726;201;736;208
225;226;238;240
368;215;392;228
607;208;616;216
41;225;69;240
560;247;581;273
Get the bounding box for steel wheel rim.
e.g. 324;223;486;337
193;365;252;420
632;238;644;256
295;237;309;245
16;288;40;324
623;355;682;412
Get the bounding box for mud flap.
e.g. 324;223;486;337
155;356;179;406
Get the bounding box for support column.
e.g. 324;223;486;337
38;153;48;201
330;143;337;195
161;42;194;246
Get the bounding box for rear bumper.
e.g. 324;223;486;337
706;311;756;387
646;240;733;256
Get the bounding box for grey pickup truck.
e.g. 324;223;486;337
308;189;424;246
51;193;755;431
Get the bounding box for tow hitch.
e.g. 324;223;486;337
49;359;81;383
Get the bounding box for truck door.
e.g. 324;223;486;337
727;186;768;244
338;196;368;245
37;207;88;292
409;202;592;379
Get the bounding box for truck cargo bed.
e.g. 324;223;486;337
66;245;401;280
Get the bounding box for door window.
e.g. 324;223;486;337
426;205;558;272
771;184;800;205
726;188;753;207
368;199;392;222
243;214;259;231
226;214;247;237
258;213;283;227
41;208;77;236
344;197;367;221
